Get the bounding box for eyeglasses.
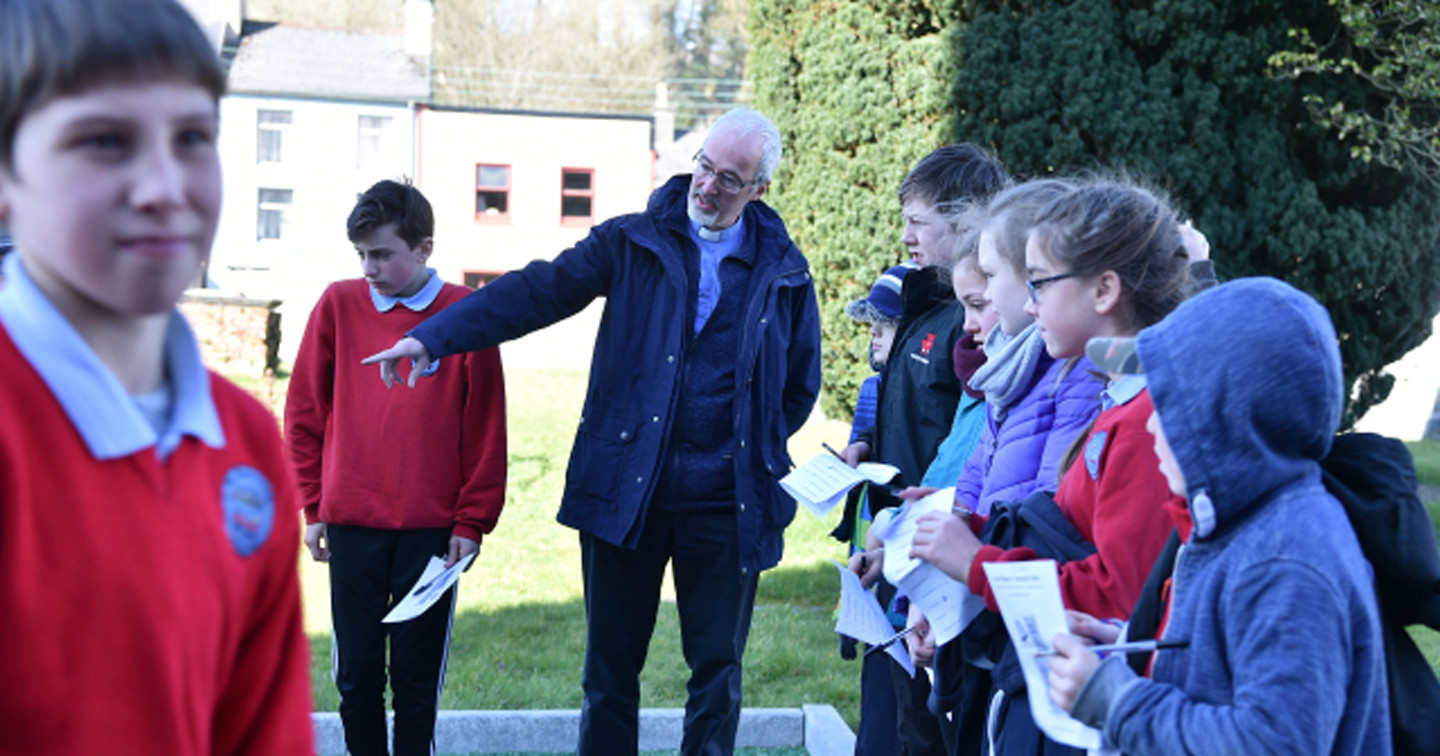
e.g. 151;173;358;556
693;151;761;194
1025;271;1083;303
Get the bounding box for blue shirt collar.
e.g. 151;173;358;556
0;254;224;460
371;269;442;313
1102;373;1148;411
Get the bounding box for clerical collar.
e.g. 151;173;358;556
689;216;745;243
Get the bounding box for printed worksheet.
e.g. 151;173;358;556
780;453;900;518
383;552;476;624
981;560;1102;750
870;488;984;646
831;560;915;677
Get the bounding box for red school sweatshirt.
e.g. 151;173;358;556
968;389;1176;620
284;279;507;542
0;329;314;755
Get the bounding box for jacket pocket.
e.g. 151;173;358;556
564;412;640;506
757;447;797;534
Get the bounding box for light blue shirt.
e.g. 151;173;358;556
0;253;223;461
370;268;442;313
688;217;745;334
1102;373;1147;411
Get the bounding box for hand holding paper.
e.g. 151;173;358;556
831;560;915;677
780;454;900;519
980;560;1102;749
383;552;476;624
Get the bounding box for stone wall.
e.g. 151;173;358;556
179;290;282;377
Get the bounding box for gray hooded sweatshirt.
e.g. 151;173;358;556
1074;277;1390;755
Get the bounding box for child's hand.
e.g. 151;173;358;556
362;336;434;388
905;604;936;668
1047;633;1101;712
910;510;981;582
897;485;938;502
304;522;330;562
1179;221;1210;262
1065;609;1121;646
848;547;883;588
840;441;870;467
447;535;480;569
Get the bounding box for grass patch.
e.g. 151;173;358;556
298;366;864;729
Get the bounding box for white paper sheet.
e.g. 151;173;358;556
831;560;915;677
981;560;1102;750
383;553;476;624
780;453;900;518
871;488;985;646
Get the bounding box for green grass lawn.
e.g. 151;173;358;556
1403;440;1440;667
257;366;1440;745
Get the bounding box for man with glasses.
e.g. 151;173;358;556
363;107;821;756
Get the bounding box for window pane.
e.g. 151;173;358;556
259;188;293;204
257;209;281;240
477;165;508;188
477;191;508;214
562;195;592;218
562;170;592;191
258;110;292;125
257;130;282;163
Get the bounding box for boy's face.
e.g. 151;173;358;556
1146;410;1187;497
868;320;898;368
900;197;957;268
976;230;1031;337
0;79;220;319
356;223;431;299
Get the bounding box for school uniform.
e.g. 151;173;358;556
0;254;314;755
285;274;507;756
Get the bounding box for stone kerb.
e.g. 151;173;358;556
311;706;855;755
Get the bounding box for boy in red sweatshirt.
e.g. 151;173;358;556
0;1;314;753
285;180;508;756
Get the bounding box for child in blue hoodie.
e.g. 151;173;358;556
1047;278;1391;755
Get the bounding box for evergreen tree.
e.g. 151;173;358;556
750;0;962;419
949;0;1440;424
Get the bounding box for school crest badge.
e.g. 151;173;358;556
222;465;275;557
1084;431;1108;479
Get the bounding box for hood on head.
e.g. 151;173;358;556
1137;277;1343;539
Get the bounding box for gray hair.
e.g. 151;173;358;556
705;107;783;185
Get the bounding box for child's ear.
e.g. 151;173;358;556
417;237;433;262
1093;270;1123;315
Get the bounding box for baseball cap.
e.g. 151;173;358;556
844;263;914;324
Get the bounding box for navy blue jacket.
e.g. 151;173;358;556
410;175;822;576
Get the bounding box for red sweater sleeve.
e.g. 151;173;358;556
967;393;1174;619
452;345;507;542
283;287;337;524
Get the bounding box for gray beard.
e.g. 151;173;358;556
687;196;720;228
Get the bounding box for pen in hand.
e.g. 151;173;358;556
1035;638;1188;658
864;624;919;657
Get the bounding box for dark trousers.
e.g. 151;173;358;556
329;525;456;756
854;650;902;756
577;508;758;756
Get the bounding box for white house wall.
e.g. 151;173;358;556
214;94;417;363
415;108;654;370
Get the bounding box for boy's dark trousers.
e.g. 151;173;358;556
329;524;456;756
